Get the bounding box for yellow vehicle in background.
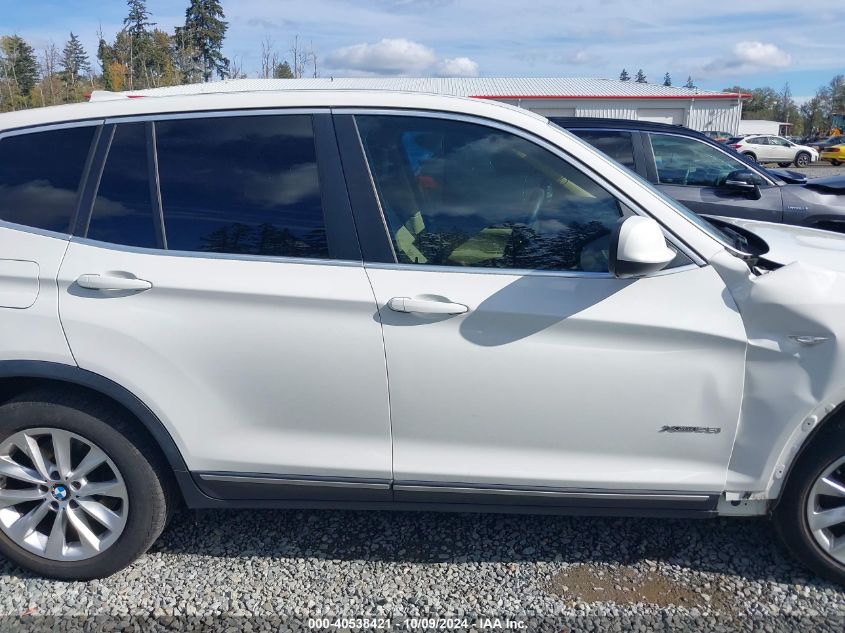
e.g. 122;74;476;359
822;142;845;166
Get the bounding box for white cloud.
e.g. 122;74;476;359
325;38;479;76
435;57;479;77
704;40;791;74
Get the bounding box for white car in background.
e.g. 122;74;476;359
2;88;845;584
729;135;819;167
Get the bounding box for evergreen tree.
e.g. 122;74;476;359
684;76;695;89
619;68;630;81
123;0;155;89
635;69;647;83
60;32;90;86
125;0;154;38
147;29;180;87
0;35;39;96
182;0;229;81
663;72;671;87
273;60;293;79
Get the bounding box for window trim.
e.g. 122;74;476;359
341;108;704;276
646;131;777;188
68;235;364;267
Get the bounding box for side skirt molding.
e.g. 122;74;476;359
189;471;719;517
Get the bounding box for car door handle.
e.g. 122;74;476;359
387;297;469;315
76;274;152;292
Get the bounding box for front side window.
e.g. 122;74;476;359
0;126;96;232
570;130;636;170
356;115;627;273
155;114;328;258
650;133;746;187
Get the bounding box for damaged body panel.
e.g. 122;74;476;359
710;241;845;501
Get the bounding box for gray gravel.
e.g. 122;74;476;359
773;162;845;179
1;509;844;631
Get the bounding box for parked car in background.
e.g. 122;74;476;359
4;91;845;584
702;130;732;143
551;118;845;231
812;135;845;157
821;142;845;166
728;135;818;167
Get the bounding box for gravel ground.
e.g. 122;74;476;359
770;162;845;179
1;509;844;632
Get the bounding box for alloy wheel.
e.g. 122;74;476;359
0;428;128;562
796;154;809;167
806;455;845;565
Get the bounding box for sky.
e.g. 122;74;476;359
2;0;843;100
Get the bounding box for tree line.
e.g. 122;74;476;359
621;68;845;135
619;68;696;89
723;78;845;136
0;0;318;112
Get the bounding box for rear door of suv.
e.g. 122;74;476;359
0;123;101;367
57;112;392;498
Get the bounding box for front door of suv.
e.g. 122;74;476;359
57;113;392;497
647;133;784;223
344;113;747;503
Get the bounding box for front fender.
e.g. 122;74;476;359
712;251;845;498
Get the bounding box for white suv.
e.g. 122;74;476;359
1;88;845;582
729;135;819;167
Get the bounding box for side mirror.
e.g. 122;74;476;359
608;216;676;279
724;169;762;200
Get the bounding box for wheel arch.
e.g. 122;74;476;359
771;401;845;507
0;360;188;475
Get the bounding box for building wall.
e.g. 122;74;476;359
737;120;783;135
495;98;742;133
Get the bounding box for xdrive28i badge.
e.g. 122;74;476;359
659;425;722;434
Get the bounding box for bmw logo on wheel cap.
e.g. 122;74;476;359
51;485;68;501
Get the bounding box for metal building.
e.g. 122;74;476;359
130;77;746;133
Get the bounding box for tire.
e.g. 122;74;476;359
743;152;757;162
794;152;811;168
778;162;792;167
774;413;845;584
0;389;172;580
832;160;841;167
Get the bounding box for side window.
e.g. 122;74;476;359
356;115;628;273
749;136;767;145
0;126;96;232
570;130;637;170
650;134;747;187
155;115;328;258
88;123;158;248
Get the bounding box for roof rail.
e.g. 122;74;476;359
88;90;145;103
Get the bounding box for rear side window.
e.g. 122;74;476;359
570;130;636;170
155;115;328;258
88;123;158;249
0;126;96;232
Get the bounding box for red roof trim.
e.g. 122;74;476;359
470;94;750;100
